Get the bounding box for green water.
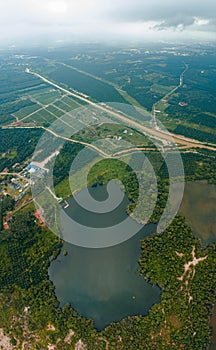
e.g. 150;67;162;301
180;181;216;245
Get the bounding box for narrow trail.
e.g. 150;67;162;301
176;246;208;304
151;63;188;129
0;172;29;180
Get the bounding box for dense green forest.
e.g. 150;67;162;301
0;128;43;171
174;125;216;144
0;195;15;231
47;64;126;104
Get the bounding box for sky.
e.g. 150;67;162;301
0;0;215;45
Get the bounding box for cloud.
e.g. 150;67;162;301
0;0;215;44
154;17;196;31
153;16;212;32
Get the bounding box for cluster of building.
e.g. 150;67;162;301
34;209;45;224
9;177;30;202
21;164;46;178
3;215;12;230
114;129;134;141
0;162;48;231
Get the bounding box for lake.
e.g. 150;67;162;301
49;183;161;330
49;180;216;331
180;181;216;245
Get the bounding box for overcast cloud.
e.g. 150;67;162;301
0;0;215;44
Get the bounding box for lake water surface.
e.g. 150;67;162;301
49;183;161;330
